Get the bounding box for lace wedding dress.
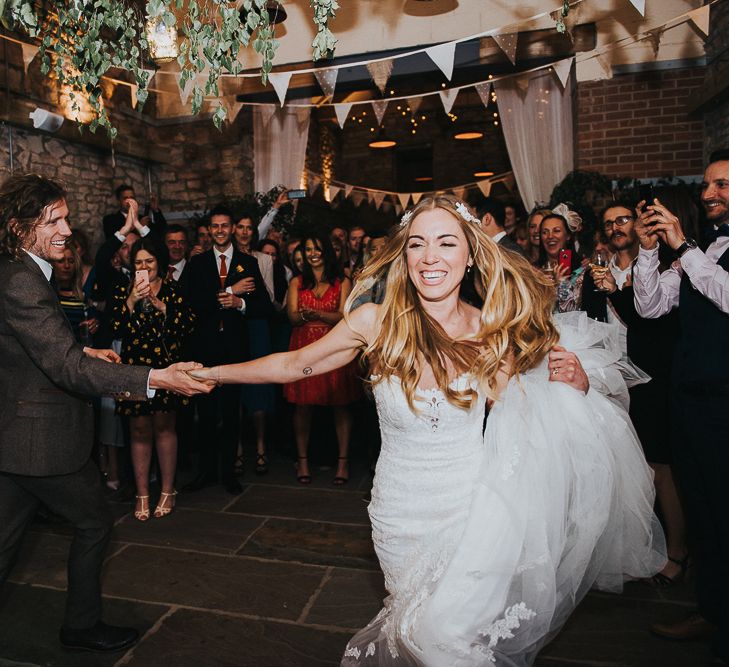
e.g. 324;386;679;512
342;313;666;667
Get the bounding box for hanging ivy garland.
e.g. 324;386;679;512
0;0;339;137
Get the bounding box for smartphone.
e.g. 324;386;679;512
558;249;572;273
638;183;655;207
135;269;150;291
287;189;307;200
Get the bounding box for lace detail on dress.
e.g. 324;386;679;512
477;602;537;662
422;392;445;431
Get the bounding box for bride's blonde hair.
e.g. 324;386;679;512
346;195;558;412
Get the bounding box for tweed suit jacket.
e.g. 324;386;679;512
0;253;150;477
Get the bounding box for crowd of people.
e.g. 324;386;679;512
9;147;728;663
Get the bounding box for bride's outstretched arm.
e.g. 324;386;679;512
192;303;378;385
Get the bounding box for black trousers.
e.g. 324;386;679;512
0;460;113;629
196;383;241;483
673;391;729;659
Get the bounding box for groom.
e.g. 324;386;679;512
0;174;212;653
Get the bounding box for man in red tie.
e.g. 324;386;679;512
182;205;273;494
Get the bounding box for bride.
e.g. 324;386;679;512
190;196;665;666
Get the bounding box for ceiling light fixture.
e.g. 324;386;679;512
473;171;494;178
454;131;484;140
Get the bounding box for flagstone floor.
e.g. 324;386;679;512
0;451;716;667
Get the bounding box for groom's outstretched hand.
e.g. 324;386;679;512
548;346;589;394
149;362;216;396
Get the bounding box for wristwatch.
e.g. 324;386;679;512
676;238;697;258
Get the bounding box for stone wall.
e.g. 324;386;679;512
576;66;705;180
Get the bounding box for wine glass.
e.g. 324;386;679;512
591;251;609;292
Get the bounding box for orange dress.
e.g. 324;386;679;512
284;277;361;406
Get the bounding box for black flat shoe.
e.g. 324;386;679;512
59;622;138;653
181;473;217;493
223;479;243;495
255;453;269;475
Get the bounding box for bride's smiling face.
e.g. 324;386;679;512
405;208;471;302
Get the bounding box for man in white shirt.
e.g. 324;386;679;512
633;150;729;662
164;224;189;282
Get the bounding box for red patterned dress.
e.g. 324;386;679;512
284;277;361;405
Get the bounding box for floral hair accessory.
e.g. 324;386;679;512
552;203;583;232
399;209;414;227
455;201;481;225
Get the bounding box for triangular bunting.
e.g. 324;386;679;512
142;68;156;85
351;191;366;207
372;191;386;210
627;0;645;16
130;84;138;109
645;30;662;58
372;100;389;125
552;57;574;89
395;204;403;216
20;43;39;74
177;74;195;106
451;187;465;200
344;183;354;198
687;5;710;38
258;105;277;127
492;32;518;66
397;193;410;209
596;53;613;80
334;103;353;129
515;74;531;95
477;180;492;197
314;68;338;98
409;97;423;116
425;42;457;81
366;60;394;95
474;82;491;108
411;192;423;205
438;88;459;115
328;185;341;201
221;96;244;123
268;71;293;106
366;190;375;203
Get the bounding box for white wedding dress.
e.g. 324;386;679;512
342;313;666;667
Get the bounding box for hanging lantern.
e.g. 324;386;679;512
146;17;179;64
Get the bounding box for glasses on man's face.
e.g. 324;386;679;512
603;215;634;229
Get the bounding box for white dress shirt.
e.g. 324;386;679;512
492;230;507;244
258;208;278;240
114;225;150;243
170;258;186;281
608;255;635;290
634;236;729;318
214;245;246;313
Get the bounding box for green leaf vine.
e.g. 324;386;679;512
2;0;338;136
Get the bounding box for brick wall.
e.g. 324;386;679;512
576;67;705;179
703;2;729;157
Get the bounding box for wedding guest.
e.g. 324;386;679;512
285;232;360;484
472;196;525;256
234;210;277;475
103;185;166;239
591;202;687;587
504;202;518;234
164;224;189;283
538;213;585;312
290;243;305;277
110;236;195;521
634;151;729;662
527;207;551;264
69;227;95;299
348;225;366;271
183;205;273;495
190;220;212;257
331;226;347;247
513;222;530;255
52;244;99;345
331;235;351;278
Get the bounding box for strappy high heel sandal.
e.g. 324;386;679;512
153;490;177;519
333;457;349;486
651;554;690;587
134;495;150;522
255;453;269;475
296;456;311;484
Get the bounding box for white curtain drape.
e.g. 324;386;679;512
253;107;311;193
494;69;574;212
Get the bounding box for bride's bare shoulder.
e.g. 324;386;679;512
346;303;382;345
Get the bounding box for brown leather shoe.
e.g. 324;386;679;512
651;613;717;641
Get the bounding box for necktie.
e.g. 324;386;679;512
219;254;228;288
167;265;176;281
